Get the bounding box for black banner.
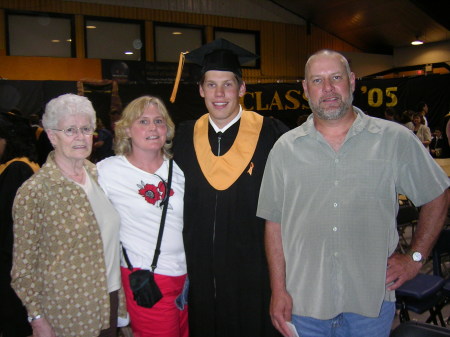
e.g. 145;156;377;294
101;59;450;130
354;75;450;129
1;73;448;131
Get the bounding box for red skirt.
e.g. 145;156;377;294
121;267;188;337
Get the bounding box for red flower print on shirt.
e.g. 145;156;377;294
138;184;161;205
158;181;174;200
137;180;174;208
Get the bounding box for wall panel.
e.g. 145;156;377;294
0;0;360;81
0;55;101;80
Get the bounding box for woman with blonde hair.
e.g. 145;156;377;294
97;96;188;337
411;112;431;149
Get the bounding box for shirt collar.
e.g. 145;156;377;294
209;105;243;133
293;107;381;140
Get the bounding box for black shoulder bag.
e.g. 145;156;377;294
122;159;173;308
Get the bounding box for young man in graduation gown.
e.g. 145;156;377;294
173;39;287;337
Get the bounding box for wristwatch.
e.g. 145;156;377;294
408;249;425;264
27;314;41;323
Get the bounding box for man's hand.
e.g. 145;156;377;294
270;289;295;337
386;252;422;290
387;190;448;290
31;317;57;337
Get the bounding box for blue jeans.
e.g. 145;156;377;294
291;301;395;337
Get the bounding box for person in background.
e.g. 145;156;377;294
11;93;125;337
173;39;287;337
29;112;53;166
109;108;122;133
97;96;188;337
411;112;431;149
417;101;429;126
384;107;395;121
429;129;446;157
393;110;414;131
0;112;38;337
257;50;449;337
404;110;415;131
91;118;114;163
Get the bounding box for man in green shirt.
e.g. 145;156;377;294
257;49;449;337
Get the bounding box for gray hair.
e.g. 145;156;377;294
304;49;352;79
42;93;96;130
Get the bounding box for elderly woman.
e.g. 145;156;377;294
11;93;123;337
97;96;188;337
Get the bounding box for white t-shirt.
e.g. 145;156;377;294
97;156;187;276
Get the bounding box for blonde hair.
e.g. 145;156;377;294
114;96;175;158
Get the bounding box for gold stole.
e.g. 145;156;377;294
0;157;40;175
193;110;263;190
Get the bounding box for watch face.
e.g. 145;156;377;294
412;251;422;261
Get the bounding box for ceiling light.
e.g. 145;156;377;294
86;25;96;29
51;39;60;43
411;36;423;45
172;32;182;35
124;51;134;55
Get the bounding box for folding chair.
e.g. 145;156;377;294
395;273;446;326
390;321;450;336
432;228;450;325
396;204;419;254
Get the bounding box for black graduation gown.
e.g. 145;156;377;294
0;161;34;337
173;114;287;337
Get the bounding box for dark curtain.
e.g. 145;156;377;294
1;73;449;131
0;80;77;117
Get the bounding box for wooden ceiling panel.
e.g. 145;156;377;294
269;0;450;54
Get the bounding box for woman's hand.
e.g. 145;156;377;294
31;318;57;337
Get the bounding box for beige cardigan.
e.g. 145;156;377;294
12;151;125;337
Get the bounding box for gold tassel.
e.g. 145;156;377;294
170;52;187;103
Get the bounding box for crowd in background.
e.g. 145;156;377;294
384;102;450;158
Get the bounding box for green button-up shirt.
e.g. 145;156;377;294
257;108;449;319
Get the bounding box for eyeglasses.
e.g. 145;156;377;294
51;126;95;137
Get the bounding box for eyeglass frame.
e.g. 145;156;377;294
51;126;95;137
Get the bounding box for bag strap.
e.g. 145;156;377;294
122;245;133;271
151;158;173;271
122;158;174;272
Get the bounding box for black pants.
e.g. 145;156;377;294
0;275;32;337
98;290;119;337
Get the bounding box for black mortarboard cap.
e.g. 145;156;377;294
185;38;257;77
170;38;257;103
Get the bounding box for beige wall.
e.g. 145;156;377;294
394;41;450;68
0;0;360;82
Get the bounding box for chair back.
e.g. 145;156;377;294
432;228;450;277
396;205;419;225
